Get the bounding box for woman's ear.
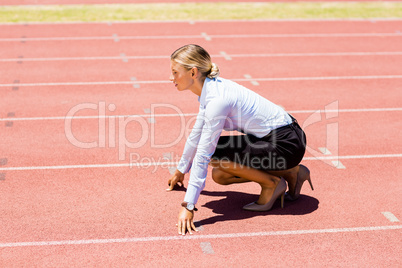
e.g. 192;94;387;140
191;67;198;78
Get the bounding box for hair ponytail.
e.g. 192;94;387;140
171;44;220;79
207;62;220;79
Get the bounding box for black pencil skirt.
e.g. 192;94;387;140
211;116;306;171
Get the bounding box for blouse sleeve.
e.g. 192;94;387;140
176;106;205;174
184;98;231;205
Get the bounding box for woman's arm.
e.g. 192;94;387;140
166;107;205;191
176;108;205;174
183;98;230;205
175;98;230;235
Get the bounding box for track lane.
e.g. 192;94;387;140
2;55;402;84
0;158;400;238
1;20;401;39
1;19;401;267
0;111;401;167
0;157;400;267
0;229;400;267
1;79;402;118
2;36;402;59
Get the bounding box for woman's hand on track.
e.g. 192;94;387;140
166;169;185;191
177;207;198;235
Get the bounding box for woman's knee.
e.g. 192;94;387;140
212;168;230;185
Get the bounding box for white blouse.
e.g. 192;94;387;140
177;77;292;205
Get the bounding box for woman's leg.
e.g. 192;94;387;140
211;167;250;185
266;166;299;195
212;162;311;201
210;159;281;205
266;164;312;199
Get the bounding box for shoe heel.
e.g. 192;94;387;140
307;175;314;191
243;177;287;212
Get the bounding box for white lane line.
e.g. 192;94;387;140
0;80;164;87
1;108;401;122
219;51;232;60
0;35;199;42
0;55;169;62
0;154;401;171
244;74;260;86
2;75;402;88
1;18;401;26
120;53;128;63
332;160;346;169
0;113;198;121
2;52;401;63
318;147;346;169
382;212;400;223
0;32;400;42
201;32;211;41
0;225;400;248
130;77;140;88
236;75;402;83
200;242;215;254
319;147;332;155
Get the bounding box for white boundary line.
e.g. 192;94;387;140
0;55;168;62
1;18;402;26
0;32;401;42
1;52;402;63
0;225;401;248
0;154;401;171
2;75;402;88
1;108;401;122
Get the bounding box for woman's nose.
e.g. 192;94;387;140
169;74;174;81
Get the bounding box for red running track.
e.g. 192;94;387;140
0;20;401;267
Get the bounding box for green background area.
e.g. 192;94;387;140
1;2;402;23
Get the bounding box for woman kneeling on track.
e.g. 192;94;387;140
166;44;314;236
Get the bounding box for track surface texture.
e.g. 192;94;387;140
0;19;401;267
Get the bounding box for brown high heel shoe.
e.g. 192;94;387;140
243;177;287;212
285;165;314;201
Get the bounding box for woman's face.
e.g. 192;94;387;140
170;60;194;91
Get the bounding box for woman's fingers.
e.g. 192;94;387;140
166;175;177;191
187;219;199;235
181;220;186;236
178;220;197;235
177;207;197;236
166;174;183;191
190;221;198;233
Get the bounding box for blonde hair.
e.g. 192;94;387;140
171;44;220;79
